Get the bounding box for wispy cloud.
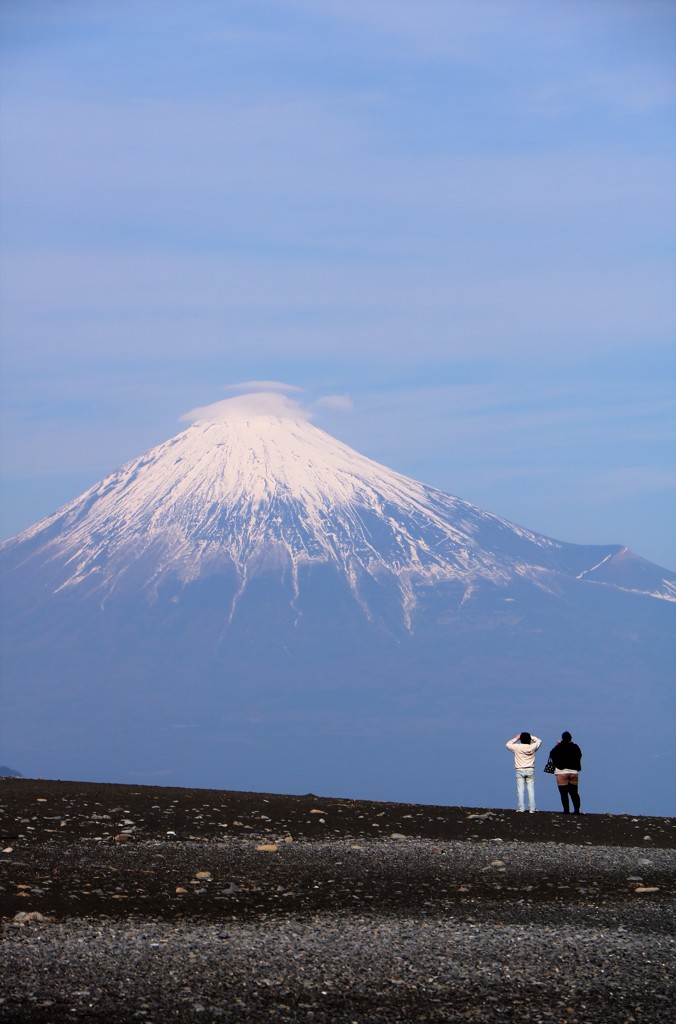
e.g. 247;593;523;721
2;244;673;379
313;394;354;413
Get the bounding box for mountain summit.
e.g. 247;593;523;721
1;394;674;814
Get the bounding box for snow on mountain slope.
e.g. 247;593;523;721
2;395;674;626
576;546;676;601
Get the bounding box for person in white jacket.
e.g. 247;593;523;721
505;732;542;813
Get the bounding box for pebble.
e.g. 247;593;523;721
13;911;52;925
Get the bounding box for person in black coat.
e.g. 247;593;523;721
549;731;582;813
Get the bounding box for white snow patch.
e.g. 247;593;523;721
576;550;620;580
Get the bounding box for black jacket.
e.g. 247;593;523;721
549;740;582;772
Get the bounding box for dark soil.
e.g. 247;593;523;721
1;778;674;1023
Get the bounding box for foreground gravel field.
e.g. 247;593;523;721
1;779;674;1023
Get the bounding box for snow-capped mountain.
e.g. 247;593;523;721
1;394;674;815
5;397;673;628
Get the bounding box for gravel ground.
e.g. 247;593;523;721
2;908;674;1024
1;779;674;1023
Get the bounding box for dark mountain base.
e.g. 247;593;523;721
1;779;674;1023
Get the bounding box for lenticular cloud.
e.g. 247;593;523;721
181;391;312;424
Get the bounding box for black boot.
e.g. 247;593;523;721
558;785;570;813
569;784;581;813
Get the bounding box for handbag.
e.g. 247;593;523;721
544;758;556;774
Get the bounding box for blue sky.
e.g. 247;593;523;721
1;0;674;566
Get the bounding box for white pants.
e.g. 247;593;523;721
515;768;535;811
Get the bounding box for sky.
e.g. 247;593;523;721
1;0;675;567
